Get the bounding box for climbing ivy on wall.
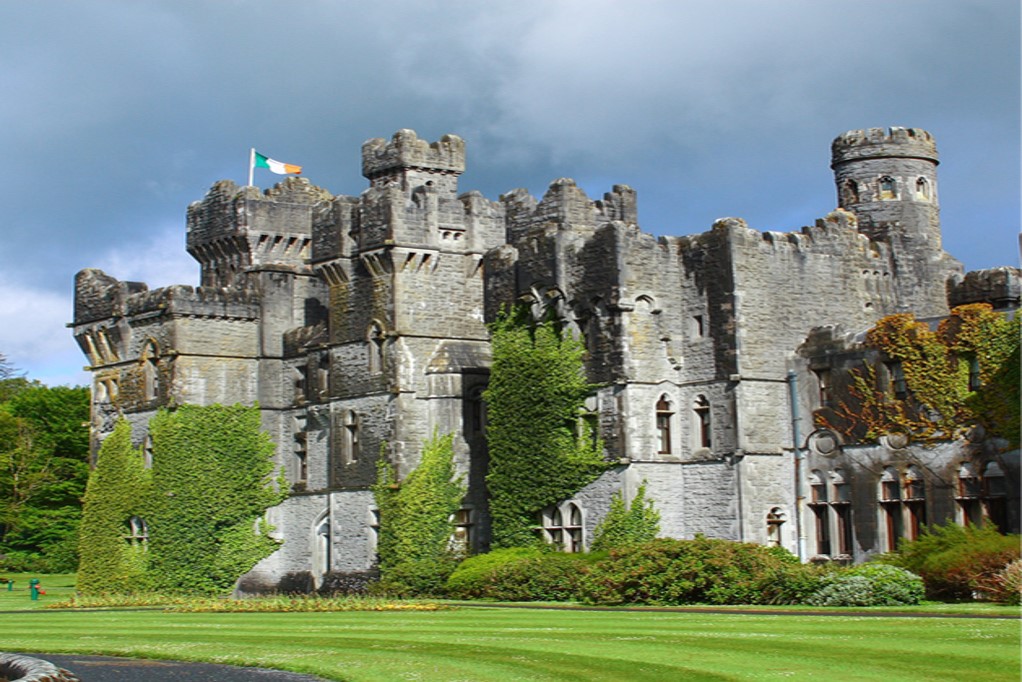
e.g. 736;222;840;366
485;306;609;549
372;432;465;571
817;304;1020;447
591;482;661;552
144;404;285;594
77;420;150;594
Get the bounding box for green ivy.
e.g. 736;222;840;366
373;432;464;571
485;306;609;548
591;481;660;551
76;420;150;594
143;404;286;595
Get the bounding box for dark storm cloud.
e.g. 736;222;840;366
0;0;1017;384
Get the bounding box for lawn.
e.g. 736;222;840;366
0;599;1018;681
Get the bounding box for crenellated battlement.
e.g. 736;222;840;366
831;127;938;167
361;129;465;179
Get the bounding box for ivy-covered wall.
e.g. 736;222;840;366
77;420;149;593
77;404;286;595
815;304;1020;447
484;308;610;548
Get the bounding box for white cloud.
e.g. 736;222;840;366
93;224;200;290
0;278;86;387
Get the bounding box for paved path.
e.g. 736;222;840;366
24;654;330;682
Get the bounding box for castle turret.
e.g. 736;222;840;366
831;127;961;316
831;127;941;249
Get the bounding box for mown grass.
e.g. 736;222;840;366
1;603;1019;681
1;574;1018;680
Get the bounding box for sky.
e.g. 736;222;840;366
2;0;1019;387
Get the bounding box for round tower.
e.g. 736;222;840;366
831;127;941;250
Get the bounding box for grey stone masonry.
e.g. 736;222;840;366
73;127;1019;591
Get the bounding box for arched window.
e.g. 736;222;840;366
313;514;331;584
880;467;903;551
294;432;308;486
125;516;148;546
808;470;831;556
841;179;859;204
693;395;712;449
341;411;360;464
809;469;854;560
904;466;926;540
141;341;159;401
879;176;897;200
915;177;931;200
539;501;584;553
367;323;386;374
655;395;673;454
956;462;982;527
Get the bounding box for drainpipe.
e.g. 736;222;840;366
787;370;807;562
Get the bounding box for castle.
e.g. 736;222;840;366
72;127;1020;591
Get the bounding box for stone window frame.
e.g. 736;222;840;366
140;339;160;402
692;395;712;450
914;176;931;201
124;516;148;546
957;461;1009;532
367;322;386;375
878;175;898;200
841;179;860;205
879;465;926;552
655;394;674;455
312;512;331;583
808;468;853;561
539;500;585;553
340;410;360;465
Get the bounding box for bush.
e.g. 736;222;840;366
446;547;545;599
478;552;601;602
806;563;924;607
445;547;600;601
977;559;1022;605
591;483;660;552
580;537;821;606
880;523;1020;600
369;558;458;598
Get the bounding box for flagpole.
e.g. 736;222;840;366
248;148;255;187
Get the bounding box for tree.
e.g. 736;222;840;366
0;383;89;570
485;307;609;548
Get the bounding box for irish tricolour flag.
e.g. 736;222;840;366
248;149;302;186
254;151;302;175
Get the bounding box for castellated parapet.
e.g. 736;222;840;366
362;129;465;179
73;127;1019;592
831;127;939;166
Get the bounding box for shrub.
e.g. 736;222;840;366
806;563;924;607
446;547;603;602
445;547;544;599
369;558;458;598
879;523;1020;600
977;559;1022;606
580;537;820;606
591;482;660;552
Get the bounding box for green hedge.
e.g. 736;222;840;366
580;537;820;606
